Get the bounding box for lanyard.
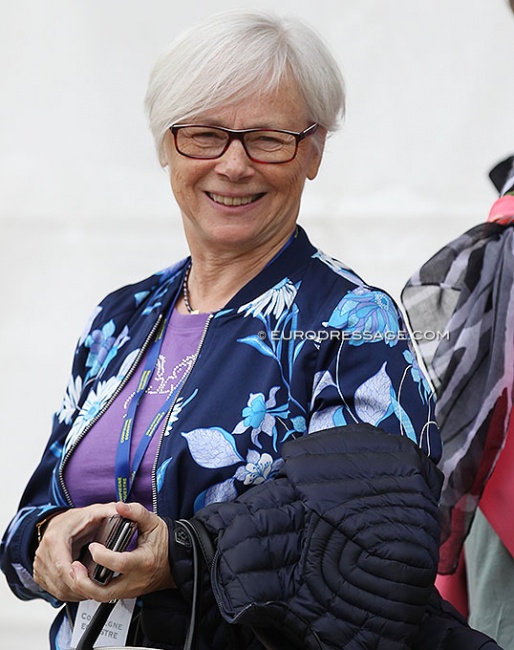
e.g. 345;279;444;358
113;234;296;501
114;307;181;502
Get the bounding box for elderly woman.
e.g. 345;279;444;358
1;11;441;650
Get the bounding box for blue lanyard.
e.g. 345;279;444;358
114;307;181;502
113;233;296;501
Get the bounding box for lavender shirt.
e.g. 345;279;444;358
64;309;209;511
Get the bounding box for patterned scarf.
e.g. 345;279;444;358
401;157;514;573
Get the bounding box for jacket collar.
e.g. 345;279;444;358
158;226;317;318
223;226;316;311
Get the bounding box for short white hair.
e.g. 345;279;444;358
145;10;346;160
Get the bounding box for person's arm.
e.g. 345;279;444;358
0;303;107;603
308;287;441;462
1;267;176;604
0;410;75;605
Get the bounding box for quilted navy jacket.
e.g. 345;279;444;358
171;425;501;650
1;227;441;648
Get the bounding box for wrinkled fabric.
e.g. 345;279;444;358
174;424;444;648
402;222;514;572
401;158;514;574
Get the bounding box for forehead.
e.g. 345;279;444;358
192;78;309;130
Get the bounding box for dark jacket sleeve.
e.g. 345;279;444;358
0;272;166;604
0;412;72;605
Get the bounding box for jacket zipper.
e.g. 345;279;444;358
58;313;165;507
151;313;213;513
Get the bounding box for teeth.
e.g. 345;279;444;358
209;193;260;206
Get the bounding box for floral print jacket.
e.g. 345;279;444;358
1;226;440;613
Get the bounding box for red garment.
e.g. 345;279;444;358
480;407;514;558
436;409;514;618
436;550;469;618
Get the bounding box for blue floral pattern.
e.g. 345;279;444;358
84;322;130;381
403;348;432;404
238;278;298;319
175;272;437;507
234;388;289;446
325;287;400;347
234;450;284;485
54;256;437;511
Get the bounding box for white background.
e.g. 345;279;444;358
1;0;513;647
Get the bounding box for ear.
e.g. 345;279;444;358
159;130;173;168
306;127;327;180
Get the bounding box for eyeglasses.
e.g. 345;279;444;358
169;123;319;164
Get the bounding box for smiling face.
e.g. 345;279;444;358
160;77;325;261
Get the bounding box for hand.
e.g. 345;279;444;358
34;502;175;603
69;502;175;602
34;502;119;602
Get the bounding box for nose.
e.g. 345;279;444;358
214;139;255;180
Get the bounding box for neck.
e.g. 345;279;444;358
179;229;295;314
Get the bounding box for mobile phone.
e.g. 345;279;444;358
82;514;138;586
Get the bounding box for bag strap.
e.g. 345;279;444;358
175;518;215;567
173;518;215;650
75;518;213;650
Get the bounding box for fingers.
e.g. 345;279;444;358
72;511;175;600
33;502;175;602
34;537;84;602
114;501;156;534
33;503;118;601
68;560;122;603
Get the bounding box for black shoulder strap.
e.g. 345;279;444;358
173;518;215;650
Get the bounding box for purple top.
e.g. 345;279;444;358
64;309;209;510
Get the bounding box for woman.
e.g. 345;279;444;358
1;11;440;649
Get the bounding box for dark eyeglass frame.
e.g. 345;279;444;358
169;122;319;164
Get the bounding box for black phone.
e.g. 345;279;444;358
82;514;138;585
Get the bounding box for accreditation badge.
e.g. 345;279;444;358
70;598;136;648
